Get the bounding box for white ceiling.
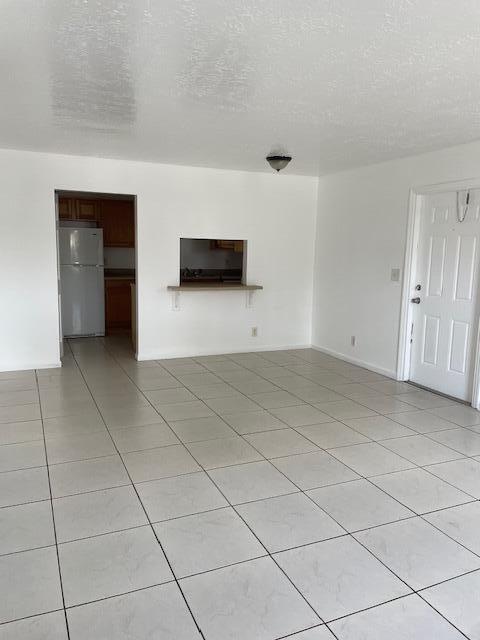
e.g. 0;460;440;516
2;0;480;176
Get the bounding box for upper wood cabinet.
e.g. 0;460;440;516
58;198;100;220
58;197;76;219
100;200;135;247
77;199;99;220
58;197;135;248
58;197;98;220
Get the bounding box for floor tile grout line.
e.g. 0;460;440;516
323;586;472;639
0;497;54;510
62;579;176;610
0;541;58;560
414;591;472;640
0;607;65;629
0;462;47;475
34;367;72;640
276;622;335;640
66;341;207;640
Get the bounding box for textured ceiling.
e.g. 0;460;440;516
1;0;480;175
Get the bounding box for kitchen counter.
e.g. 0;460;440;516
104;269;135;280
167;283;262;291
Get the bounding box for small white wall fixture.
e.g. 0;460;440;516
397;177;480;409
167;284;263;311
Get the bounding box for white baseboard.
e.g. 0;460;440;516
137;343;312;362
311;344;397;379
0;361;62;373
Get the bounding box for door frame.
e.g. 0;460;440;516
55;190;139;360
397;177;480;409
54;192;64;359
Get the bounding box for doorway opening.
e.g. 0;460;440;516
55;190;137;357
398;180;480;407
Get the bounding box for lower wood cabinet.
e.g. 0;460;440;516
105;278;134;334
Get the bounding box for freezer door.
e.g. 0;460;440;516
59;228;104;266
60;265;105;337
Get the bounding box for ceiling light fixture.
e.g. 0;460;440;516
266;154;292;172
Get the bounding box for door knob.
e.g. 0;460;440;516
411;297;421;304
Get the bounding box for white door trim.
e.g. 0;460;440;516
54;192;64;360
397;177;480;409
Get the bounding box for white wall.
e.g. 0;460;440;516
0;148;317;370
312;139;480;377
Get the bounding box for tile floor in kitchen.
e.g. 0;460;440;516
1;338;480;639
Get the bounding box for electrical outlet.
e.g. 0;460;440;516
351;335;356;347
251;327;258;337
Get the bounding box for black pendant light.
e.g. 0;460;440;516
266;154;292;172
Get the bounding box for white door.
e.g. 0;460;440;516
410;189;480;400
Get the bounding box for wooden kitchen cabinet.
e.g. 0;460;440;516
58;197;98;220
58;197;76;219
105;278;134;333
99;200;135;247
210;239;244;252
76;199;99;220
58;196;135;248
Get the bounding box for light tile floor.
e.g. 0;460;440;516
1;338;480;638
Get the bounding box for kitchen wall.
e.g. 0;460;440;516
312;139;480;377
0;148;317;370
104;247;135;270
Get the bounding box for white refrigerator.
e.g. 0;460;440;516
59;228;105;337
